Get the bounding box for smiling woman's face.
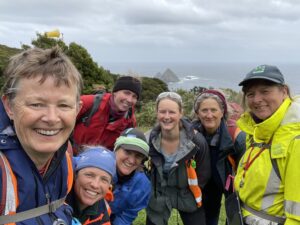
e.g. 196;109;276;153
196;98;223;134
156;98;182;132
74;167;112;210
115;148;144;176
245;83;287;120
2;75;80;165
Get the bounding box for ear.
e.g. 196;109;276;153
77;100;83;115
180;109;184;118
282;85;288;98
2;95;14;120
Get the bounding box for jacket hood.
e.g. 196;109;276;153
237;97;300;143
0;100;20;151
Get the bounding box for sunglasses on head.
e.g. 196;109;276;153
156;92;183;103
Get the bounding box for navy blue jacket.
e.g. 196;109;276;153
192;119;245;225
0;100;73;224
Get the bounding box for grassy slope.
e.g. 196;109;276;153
133;201;226;225
0;44;21;63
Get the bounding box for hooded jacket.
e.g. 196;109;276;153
0;100;73;224
192;119;245;192
234;97;300;225
192;118;245;225
146;118;210;225
73;93;136;151
109;171;151;225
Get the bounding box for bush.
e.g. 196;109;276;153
135;101;156;128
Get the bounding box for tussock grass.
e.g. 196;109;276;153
133;200;226;225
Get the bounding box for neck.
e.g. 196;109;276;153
161;128;180;141
77;200;87;212
161;128;180;155
205;127;217;135
28;152;54;171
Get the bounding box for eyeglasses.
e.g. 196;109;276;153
156;92;183;103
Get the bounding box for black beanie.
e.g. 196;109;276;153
112;76;142;99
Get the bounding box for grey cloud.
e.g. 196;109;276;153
1;0;300;64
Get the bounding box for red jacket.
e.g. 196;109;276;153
73;93;136;151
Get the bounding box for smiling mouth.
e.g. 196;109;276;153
122;161;135;168
254;106;267;111
122;101;131;107
35;129;60;136
85;189;99;196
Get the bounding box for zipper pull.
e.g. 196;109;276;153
46;193;50;204
239;178;244;188
191;159;196;169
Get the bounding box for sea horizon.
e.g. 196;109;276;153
101;62;300;95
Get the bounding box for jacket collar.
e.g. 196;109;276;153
0;100;20;150
237;97;291;143
192;118;234;154
150;117;196;161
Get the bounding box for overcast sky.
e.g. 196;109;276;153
1;0;300;66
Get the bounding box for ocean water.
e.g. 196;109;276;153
102;62;300;95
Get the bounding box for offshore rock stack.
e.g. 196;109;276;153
156;68;180;83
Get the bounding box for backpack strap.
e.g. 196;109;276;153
242;202;286;224
65;151;74;193
0;153;7;215
227;126;242;172
0;197;66;224
269;145;282;181
80;93;104;127
227;155;237;172
0;150;72;223
0;151;18;217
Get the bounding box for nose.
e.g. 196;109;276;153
127;154;137;164
164;111;171;118
206;110;213;118
90;177;102;189
252;92;263;103
41;106;60;124
126;95;135;104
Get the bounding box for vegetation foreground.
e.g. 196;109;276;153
132;203;226;225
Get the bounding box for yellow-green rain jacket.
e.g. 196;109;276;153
234;97;300;225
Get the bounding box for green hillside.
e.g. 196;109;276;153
0;44;22;89
0;38;169;101
0;44;21;69
0;44;21;56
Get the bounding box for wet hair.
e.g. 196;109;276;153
2;46;83;103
